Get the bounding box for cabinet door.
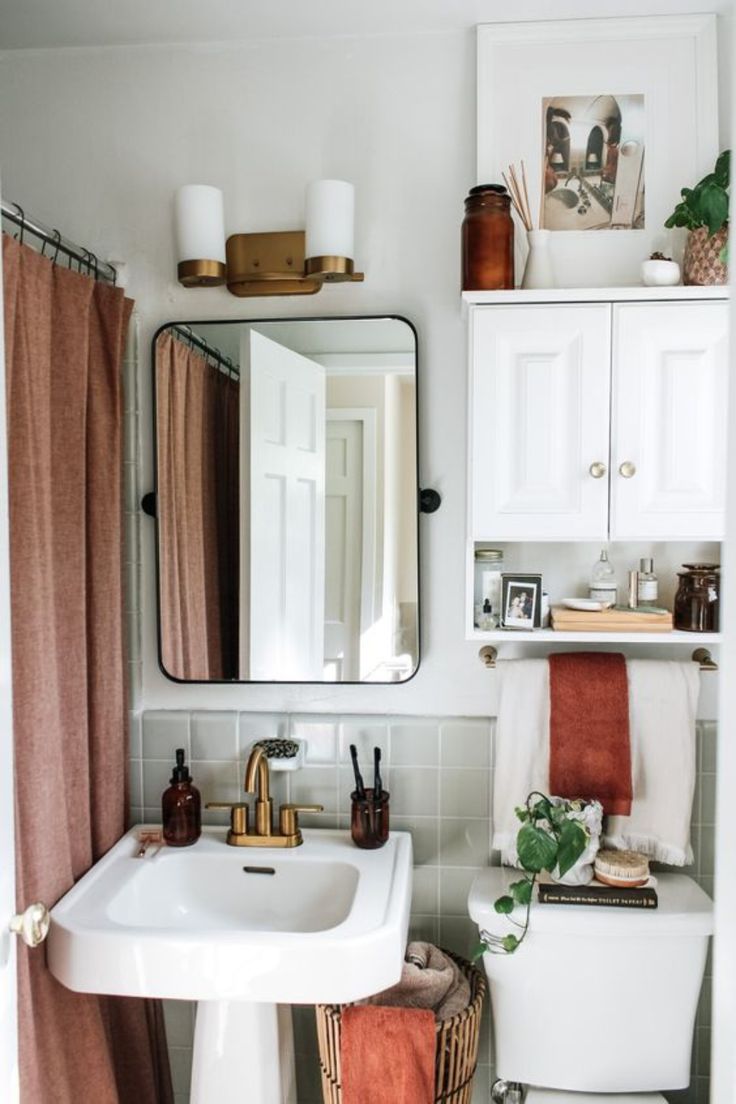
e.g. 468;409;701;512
611;302;728;540
470;304;611;541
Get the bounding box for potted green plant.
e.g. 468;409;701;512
473;793;602;956
665;149;730;286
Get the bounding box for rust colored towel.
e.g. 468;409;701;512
341;1005;435;1104
548;652;632;816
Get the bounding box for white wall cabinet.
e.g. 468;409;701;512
469;292;728;543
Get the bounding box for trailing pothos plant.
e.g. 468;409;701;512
473;792;590;957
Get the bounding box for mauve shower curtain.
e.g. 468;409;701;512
156;332;239;680
2;234;173;1104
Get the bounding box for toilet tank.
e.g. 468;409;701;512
468;869;713;1094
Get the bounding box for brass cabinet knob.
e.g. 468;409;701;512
10;902;50;948
618;461;637;478
588;461;607;479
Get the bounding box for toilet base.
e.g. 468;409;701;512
525;1090;666;1103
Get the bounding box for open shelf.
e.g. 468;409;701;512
471;629;722;645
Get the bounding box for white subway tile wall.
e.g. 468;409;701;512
130;711;715;1104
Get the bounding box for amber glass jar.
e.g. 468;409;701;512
462;184;514;290
674;564;720;632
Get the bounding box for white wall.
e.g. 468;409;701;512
0;9;729;716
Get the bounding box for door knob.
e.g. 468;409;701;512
618;461;637;479
10;902;50;948
588;462;607;479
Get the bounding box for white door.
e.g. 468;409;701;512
0;189;19;1100
324;419;364;681
611;302;728;541
471;304;611;541
242;331;326;681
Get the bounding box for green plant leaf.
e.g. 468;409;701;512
556;819;588;877
714;149;731;187
699;182;730;235
517;822;558;873
471;941;488;962
502;934;520;953
494;895;515;915
509;878;533;905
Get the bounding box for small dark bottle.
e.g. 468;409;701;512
162;749;201;847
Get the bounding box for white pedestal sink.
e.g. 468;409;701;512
47;828;412;1104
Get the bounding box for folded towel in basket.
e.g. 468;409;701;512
341;1005;435;1104
357;942;471;1022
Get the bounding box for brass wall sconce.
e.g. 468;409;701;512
175;179;364;297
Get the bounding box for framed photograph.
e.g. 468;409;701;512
502;574;542;631
477;16;718;287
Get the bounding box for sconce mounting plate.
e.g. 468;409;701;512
226;231;321;297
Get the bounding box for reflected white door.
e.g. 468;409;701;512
242;331;326;680
0;179;19;1100
324;419;364;681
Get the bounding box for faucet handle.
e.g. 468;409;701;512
206;801;249;837
278;803;324;838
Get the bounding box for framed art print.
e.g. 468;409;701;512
477;15;718;288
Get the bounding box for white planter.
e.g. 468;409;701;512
549;798;604;886
641;258;680;286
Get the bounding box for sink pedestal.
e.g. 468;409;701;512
191;1001;297;1104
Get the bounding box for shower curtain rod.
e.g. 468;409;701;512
1;200;118;285
171;324;239;378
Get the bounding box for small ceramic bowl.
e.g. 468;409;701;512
641;258;681;287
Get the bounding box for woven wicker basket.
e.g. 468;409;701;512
315;950;487;1104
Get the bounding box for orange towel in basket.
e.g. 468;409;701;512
341;1005;435;1104
548;652;632;816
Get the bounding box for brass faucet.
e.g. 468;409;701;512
207;744;323;848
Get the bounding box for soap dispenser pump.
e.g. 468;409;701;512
162;748;201;847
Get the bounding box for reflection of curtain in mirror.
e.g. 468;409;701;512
156;333;239;679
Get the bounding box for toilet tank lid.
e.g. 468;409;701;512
468;868;714;937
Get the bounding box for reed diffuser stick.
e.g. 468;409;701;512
520;159;534;230
501;171;529;228
509;164;531;232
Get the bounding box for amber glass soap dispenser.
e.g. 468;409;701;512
162;748;201;847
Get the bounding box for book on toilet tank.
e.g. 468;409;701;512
537;874;658;909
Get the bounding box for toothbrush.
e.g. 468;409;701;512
349;744;367;799
373;747;383;802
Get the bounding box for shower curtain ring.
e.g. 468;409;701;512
89;252;99;281
12;203;25;244
50;230;62;265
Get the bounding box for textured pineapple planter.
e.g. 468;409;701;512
683;225;728;286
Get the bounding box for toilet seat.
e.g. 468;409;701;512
524;1090;666;1103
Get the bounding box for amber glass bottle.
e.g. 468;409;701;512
674;564;720;632
162;748;201;846
462;184;514;290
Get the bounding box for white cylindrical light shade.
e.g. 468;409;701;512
175;185;226;264
305;179;355;260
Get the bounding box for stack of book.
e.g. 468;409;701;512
550;606;673;633
537;873;658;909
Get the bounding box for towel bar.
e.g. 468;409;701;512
478;645;718;671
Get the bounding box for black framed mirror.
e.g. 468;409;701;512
151;316;420;684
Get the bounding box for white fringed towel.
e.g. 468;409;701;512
492;658;700;867
492;659;550;866
603;659;700;865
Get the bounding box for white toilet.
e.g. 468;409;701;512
468;868;714;1102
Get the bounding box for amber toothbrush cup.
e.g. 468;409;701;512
350;787;389;849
